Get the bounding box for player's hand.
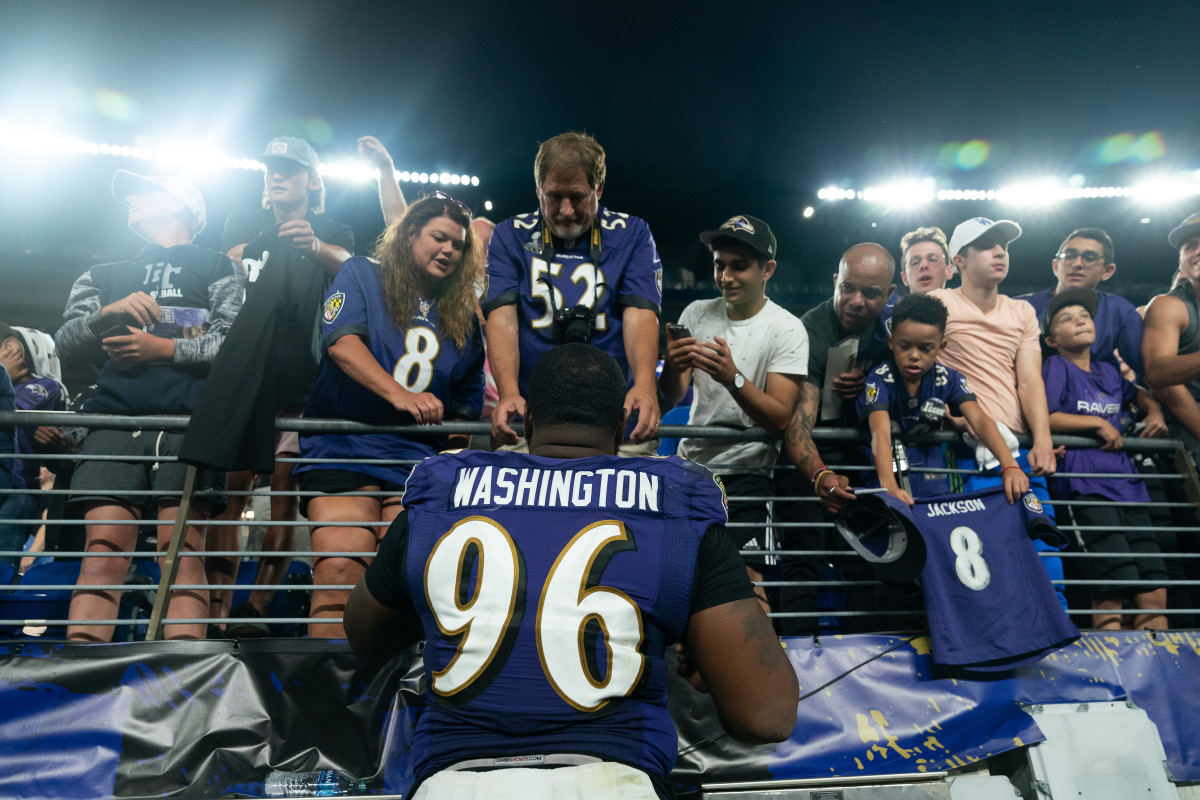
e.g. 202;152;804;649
1140;409;1168;439
491;394;527;445
394;390;444;425
832;368;866;399
1002;467;1029;504
625;383;660;443
277;219;321;257
102;329;173;364
816;471;855;515
357;135;395;172
663;331;696;373
1094;420;1124;451
1027;441;1057;476
886;487;915;508
100;291;161;327
674;642;710;694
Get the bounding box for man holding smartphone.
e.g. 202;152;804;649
658;215;808;614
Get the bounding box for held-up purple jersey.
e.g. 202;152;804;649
481;207;662;395
298;257;484;485
1042;354;1149;503
857;361;976;497
376;450;727;784
879;487;1078;669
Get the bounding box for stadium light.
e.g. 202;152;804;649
817;175;1200;207
0;118;481;186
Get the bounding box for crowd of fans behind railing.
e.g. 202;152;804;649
4;131;1200;641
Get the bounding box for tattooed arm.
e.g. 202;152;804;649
783;382;855;513
680;597;798;743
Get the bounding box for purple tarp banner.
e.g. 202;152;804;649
0;631;1197;798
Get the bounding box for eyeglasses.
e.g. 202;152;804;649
1056;249;1105;265
431;190;473;218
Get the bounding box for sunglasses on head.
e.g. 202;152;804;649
431;190;472;218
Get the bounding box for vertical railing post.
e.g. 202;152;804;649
145;465;198;641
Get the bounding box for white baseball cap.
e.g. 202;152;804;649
948;217;1022;257
111;170;207;236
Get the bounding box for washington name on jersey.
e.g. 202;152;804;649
452;464;661;512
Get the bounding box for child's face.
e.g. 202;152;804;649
889;319;944;382
1047;304;1096;350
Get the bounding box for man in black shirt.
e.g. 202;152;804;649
777;243;896;634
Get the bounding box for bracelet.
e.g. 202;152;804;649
811;468;835;497
1001;465;1023;473
314;238;322;256
808;464;829;482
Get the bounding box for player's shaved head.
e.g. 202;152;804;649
528;344;626;431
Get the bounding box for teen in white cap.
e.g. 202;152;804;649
930;216;1066;608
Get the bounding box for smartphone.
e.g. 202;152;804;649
88;312;138;340
666;323;692;340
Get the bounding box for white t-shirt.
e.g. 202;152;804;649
677;298;809;475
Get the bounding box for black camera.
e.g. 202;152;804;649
553;304;597;344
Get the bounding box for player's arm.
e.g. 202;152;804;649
622;305;662;441
1015;347;1055;476
346;511;422;654
485;302;525;443
681;597;798;743
784;382;853;513
959;399;1028;501
345;581;419;654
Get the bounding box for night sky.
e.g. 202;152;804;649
1;0;1197;328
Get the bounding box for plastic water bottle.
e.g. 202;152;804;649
263;769;366;797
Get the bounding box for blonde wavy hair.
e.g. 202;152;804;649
371;195;480;349
899;226;950;265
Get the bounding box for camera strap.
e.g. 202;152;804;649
539;218;603;265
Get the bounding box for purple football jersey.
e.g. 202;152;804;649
1042;355;1149;503
397;449;727;782
880;487;1079;669
482;207;663;396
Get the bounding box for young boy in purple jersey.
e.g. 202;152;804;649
859;294;1028;507
1042;288;1169;630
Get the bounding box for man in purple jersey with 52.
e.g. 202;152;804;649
345;344;797;800
483;132;662;452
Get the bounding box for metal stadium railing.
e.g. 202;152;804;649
0;411;1196;640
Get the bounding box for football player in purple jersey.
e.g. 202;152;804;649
346;344;797;799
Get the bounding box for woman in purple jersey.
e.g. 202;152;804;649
301;193;484;638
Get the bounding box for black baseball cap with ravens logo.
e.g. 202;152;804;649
699;215;777;261
834;493;927;583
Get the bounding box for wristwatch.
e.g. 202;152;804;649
729;372;745;391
